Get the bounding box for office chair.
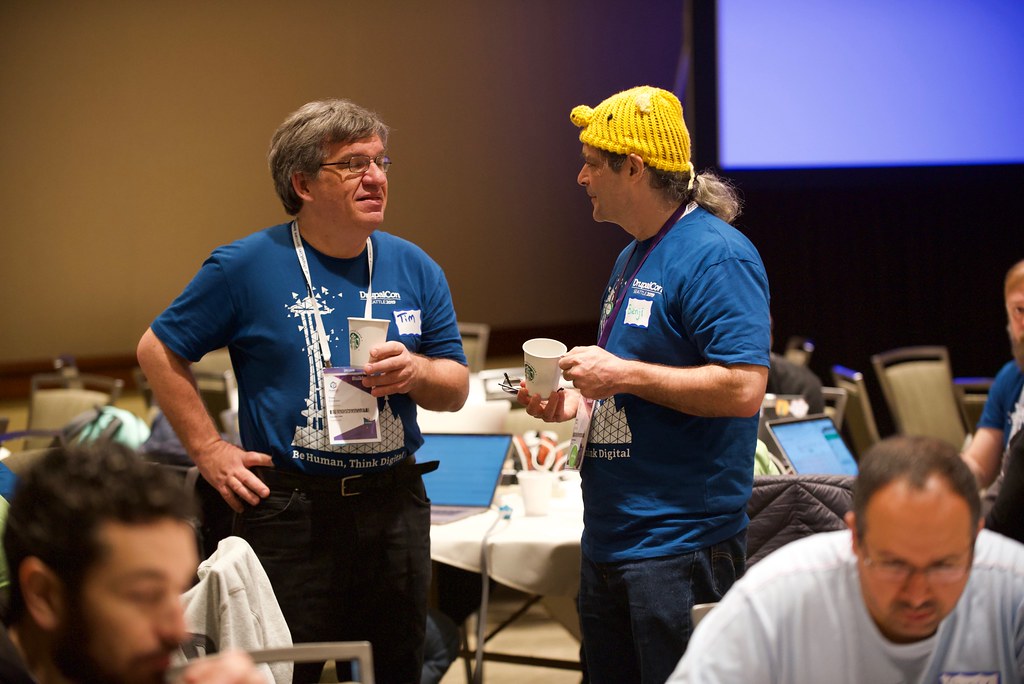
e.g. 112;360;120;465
821;386;849;431
953;376;994;435
25;371;124;449
252;642;375;684
170;642;375;684
457;322;491;373
830;365;881;459
783;336;815;367
135;352;237;434
870;345;968;449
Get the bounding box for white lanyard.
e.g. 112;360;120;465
291;221;374;368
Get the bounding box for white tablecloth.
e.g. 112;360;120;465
430;482;584;598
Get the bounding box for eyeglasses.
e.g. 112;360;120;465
499;372;521;395
320;153;391;174
498;372;564;396
861;543;973;585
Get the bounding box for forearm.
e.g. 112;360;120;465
136;328;222;459
408;356;470;412
617;360;767;417
961;427;1004;488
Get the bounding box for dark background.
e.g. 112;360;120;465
2;0;1020;436
690;1;1023;436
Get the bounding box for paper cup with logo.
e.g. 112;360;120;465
348;317;390;367
522;338;567;397
517;469;558;516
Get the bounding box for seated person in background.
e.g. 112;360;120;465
668;435;1024;684
0;443;264;684
766;352;824;414
140;410;235;561
753;439;782;476
986;428;1024;543
962;258;1024;513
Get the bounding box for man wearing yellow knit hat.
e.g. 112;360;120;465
518;85;771;683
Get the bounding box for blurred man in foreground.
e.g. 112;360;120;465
0;444;264;684
669;435;1024;683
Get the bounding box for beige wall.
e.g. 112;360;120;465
0;0;682;363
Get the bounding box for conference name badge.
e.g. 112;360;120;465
322;368;381;445
623;298;652;328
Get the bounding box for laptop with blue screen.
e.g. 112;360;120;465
765;414;859;476
418;433;513;524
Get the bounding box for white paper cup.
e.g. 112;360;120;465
348;317;390;367
517;470;557;516
522;338;567;397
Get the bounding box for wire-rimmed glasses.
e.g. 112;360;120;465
861;543;973;585
320;154;391;174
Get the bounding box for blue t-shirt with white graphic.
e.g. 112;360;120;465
582;206;770;562
151;224;466;476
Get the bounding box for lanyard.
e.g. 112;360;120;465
291;221;374;368
597;202;695;347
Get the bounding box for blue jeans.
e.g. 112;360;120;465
235;472;432;684
421;608;460;684
578;530;746;684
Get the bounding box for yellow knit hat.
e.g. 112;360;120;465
570;85;694;186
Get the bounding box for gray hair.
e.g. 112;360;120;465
601;150;742;224
268;99;390;215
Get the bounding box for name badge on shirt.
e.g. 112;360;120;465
938;674;1000;684
393;309;422;336
623;298;652;328
322;368;381;444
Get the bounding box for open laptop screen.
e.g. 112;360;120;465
418;433;512;507
765;415;859;476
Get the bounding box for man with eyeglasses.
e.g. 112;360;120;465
137;99;469;682
667;435;1024;683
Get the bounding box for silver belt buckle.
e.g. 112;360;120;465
340;474;362;496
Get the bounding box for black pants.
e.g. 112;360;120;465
235;471;432;683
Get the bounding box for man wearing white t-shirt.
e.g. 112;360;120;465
669;435;1024;684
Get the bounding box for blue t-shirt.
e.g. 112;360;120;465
582;206;771;562
978;360;1024;445
978;360;1024;503
151;225;466;475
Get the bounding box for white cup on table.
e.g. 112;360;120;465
517;469;558;516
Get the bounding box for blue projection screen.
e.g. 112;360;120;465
716;0;1024;169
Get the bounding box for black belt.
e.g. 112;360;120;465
254;458;439;497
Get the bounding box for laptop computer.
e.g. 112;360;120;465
418;433;513;524
764;414;859;476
